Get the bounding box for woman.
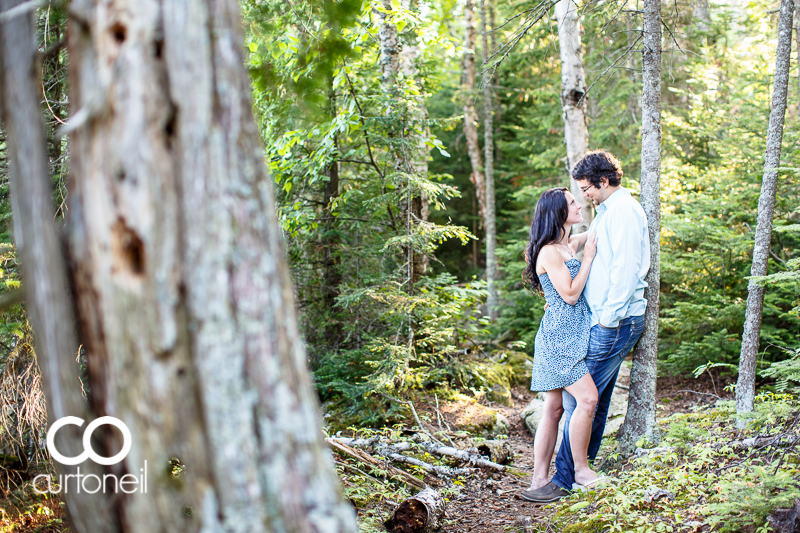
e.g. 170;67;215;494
522;187;600;494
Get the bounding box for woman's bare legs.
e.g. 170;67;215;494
564;373;599;486
529;389;564;490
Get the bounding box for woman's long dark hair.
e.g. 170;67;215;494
523;187;570;293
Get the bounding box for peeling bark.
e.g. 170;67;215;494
555;0;592;234
736;0;794;423
61;0;357;530
620;0;661;451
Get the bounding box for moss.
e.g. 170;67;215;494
438;392;501;433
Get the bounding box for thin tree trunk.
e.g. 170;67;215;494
692;0;711;32
0;2;112;530
795;10;800;115
693;0;710;33
488;0;501;165
380;0;428;286
400;0;430;281
736;0;794;424
480;0;498;319
555;0;592;234
62;0;357;530
620;0;661;451
323;85;342;346
463;0;486;224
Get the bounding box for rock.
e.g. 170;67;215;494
520;362;632;441
490;412;510;437
487;382;512;406
604;363;630;436
644;487;674;503
439;394;505;436
768;498;800;533
520;398;565;451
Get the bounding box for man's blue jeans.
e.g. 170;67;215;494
551;314;645;490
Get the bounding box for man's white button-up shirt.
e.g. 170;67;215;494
584;187;650;328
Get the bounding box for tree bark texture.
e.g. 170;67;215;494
462;0;486;225
323;86;342;345
384;488;444;533
736;0;794;421
63;0;357;531
380;0;428;285
693;0;710;33
620;0;661;450
0;2;113;530
400;0;430;280
795;9;800;114
554;0;592;234
479;0;498;319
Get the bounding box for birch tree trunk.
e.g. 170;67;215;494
736;0;794;423
795;11;800;114
555;0;592;234
479;0;498;319
59;0;357;530
380;0;428;285
400;0;431;281
463;0;486;226
620;0;661;451
0;2;113;530
693;0;710;33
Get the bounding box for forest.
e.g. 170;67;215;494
0;0;799;531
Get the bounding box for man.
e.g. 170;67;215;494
521;149;650;502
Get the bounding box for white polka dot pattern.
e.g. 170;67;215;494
530;258;591;392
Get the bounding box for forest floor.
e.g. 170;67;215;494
2;368;793;533
435;366;728;533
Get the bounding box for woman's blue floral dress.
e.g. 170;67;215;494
530;258;592;392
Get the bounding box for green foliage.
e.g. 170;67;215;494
541;396;800;533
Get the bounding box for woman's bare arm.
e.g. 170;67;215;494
537;234;597;305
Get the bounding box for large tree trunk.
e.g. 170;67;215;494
620;0;661;451
554;0;592;234
59;0;357;530
0;2;113;530
479;0;498;319
736;0;794;423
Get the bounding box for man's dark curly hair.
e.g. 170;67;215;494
571;149;623;188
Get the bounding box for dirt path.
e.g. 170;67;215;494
439;368;727;532
441;386;548;532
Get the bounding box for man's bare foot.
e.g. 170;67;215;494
528;478;550;491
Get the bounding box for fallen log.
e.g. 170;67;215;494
385;453;470;477
329;436;505;472
326;438;426;490
384;488;444;533
417;441;506;471
476;439;512;465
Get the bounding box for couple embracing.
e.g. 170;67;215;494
520;150;650;502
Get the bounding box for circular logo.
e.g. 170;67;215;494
47;416;132;466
